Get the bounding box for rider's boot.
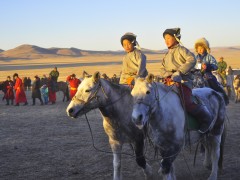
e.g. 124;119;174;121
208;79;229;105
189;105;213;134
218;86;229;106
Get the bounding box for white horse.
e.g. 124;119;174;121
131;75;226;180
66;72;152;180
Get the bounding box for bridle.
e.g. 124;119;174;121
72;80;129;110
134;82;174;116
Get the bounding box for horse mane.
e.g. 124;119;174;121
101;79;131;94
155;81;174;93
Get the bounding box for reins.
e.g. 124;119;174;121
73;81;129;110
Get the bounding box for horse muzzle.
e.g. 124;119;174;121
132;113;144;129
66;103;83;118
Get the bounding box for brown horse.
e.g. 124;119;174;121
57;81;70;102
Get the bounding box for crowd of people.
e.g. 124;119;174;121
1;67;61;106
1;66;120;106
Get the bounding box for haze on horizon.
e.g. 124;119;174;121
1;0;240;51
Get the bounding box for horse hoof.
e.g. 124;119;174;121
144;163;153;180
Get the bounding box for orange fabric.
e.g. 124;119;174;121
67;76;81;99
126;77;134;89
164;77;175;86
14;78;27;103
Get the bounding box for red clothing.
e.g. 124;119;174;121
14;77;27;103
48;89;56;102
66;76;81;99
47;79;56;103
4;80;14;100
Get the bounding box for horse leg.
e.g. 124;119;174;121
218;125;226;170
158;158;176;180
109;139;122;180
66;87;70;101
207;135;222;180
133;138;153;180
203;138;212;170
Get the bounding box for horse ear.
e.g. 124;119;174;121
93;71;101;83
146;74;154;83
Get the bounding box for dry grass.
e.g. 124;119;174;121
0;47;240;81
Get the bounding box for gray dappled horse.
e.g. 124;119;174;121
131;75;226;180
66;72;152;180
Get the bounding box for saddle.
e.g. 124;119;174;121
164;79;211;131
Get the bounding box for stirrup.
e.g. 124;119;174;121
198;119;215;134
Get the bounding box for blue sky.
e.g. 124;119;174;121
1;0;240;51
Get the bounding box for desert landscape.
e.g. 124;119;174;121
0;44;240;81
0;45;240;179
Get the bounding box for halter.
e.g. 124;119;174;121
135;82;174;116
72;80;129;109
72;81;107;107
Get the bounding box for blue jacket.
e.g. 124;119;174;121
195;53;218;72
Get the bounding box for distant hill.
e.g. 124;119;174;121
0;44;125;60
0;44;239;60
0;44;58;59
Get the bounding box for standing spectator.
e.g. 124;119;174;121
13;73;28;106
66;74;81;99
3;76;14;105
217;57;227;86
41;74;48;86
27;77;32;90
227;66;233;75
32;75;44;105
49;67;59;82
23;77;28;90
41;84;49;105
47;75;56;104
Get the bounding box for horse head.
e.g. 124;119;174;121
66;71;108;118
131;74;158;129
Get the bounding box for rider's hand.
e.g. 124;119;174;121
171;71;182;83
202;63;207;70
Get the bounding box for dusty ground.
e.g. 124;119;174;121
0;89;239;180
0;51;240;179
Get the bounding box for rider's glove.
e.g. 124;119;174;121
171;71;182;82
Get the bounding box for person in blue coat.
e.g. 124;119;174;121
194;37;229;105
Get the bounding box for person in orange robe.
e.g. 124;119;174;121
66;74;81;99
13;73;28;106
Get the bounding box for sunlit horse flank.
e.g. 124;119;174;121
131;75;226;180
66;72;152;180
